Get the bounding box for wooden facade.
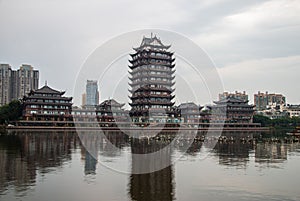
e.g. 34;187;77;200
128;35;177;123
96;99;129;123
210;97;255;123
22;85;72;121
178;102;201;123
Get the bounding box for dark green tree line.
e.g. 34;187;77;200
0;100;23;124
253;114;300;127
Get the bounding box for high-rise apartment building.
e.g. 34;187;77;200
254;91;286;110
0;63;39;106
0;64;13;106
85;80;99;106
15;64;39;100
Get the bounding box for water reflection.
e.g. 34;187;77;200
0;130;300;200
0;131;78;195
79;130;128;159
214;141;253;168
129;166;174;201
81;149;97;175
0;135;35;194
129;137;174;201
255;143;287;163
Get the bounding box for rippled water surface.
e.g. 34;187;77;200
0;131;299;201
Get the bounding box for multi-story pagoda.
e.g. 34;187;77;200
22;84;73;121
129;35;176;123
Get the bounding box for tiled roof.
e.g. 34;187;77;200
34;85;63;95
214;97;248;104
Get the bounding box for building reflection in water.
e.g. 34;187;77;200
211;132;292;169
128;132;175;201
255;143;288;169
129;166;174;201
0;131;78;195
214;131;253;168
78;130;127;159
79;131;99;175
80;148;97;175
214;142;253;168
78;130;129;175
77;130;176;200
1;130;300;199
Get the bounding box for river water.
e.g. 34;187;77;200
0;130;299;201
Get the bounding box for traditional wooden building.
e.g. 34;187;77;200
22;84;72;121
96;99;129;123
71;105;97;122
128;35;176;123
199;106;212;123
178;102;201;124
210;97;255;123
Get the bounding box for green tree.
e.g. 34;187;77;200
290;116;300;126
253;114;272;127
253;114;300;128
0;100;23;124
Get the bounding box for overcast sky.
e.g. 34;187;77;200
0;0;299;106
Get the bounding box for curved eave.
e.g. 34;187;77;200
130;81;174;87
130;94;174;99
137;49;174;56
133;44;171;51
130;100;174;106
130;52;138;57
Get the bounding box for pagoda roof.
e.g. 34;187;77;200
213;97;248;105
129;101;174;106
130;49;174;57
135;85;172;92
23;96;72;101
178;102;199;109
99;99;125;107
133;35;171;51
32;85;65;95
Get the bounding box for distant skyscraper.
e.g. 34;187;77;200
82;93;86;106
0;64;13;106
85;80;99;106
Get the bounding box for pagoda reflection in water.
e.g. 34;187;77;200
129;136;175;201
1;130;298;198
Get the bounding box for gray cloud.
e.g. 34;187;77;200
218;55;300;104
0;0;299;105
